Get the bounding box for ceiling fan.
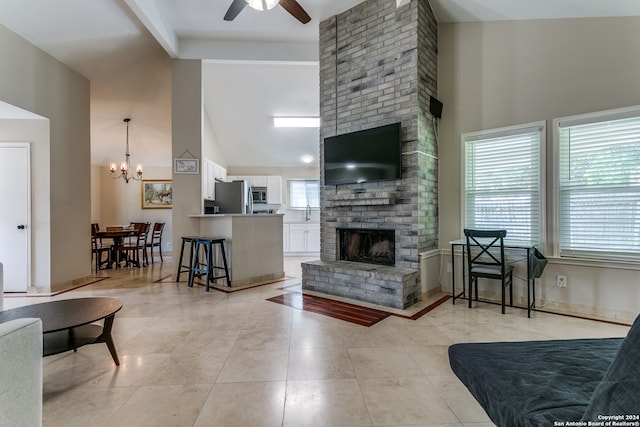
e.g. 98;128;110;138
224;0;311;24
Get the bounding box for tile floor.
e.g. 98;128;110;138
3;256;631;427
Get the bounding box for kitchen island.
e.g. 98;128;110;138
188;214;284;288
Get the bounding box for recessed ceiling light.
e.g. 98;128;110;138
302;155;313;163
273;117;320;128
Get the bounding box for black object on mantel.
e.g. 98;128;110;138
430;96;443;119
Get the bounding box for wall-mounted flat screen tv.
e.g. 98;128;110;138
324;122;402;185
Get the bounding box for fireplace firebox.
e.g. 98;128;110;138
338;228;395;266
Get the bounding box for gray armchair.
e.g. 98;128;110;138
0;317;43;427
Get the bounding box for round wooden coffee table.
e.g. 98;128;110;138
0;297;123;365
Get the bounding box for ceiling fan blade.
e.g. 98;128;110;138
224;0;247;21
279;0;311;24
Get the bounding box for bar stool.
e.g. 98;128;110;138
188;237;231;291
176;236;198;283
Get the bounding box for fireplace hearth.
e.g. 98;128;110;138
339;228;395;266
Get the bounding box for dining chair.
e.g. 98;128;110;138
91;223;111;272
145;222;165;264
464;229;513;314
129;222;150;246
138;222;151;266
119;222;150;267
129;222;148;234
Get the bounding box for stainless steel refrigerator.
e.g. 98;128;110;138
214;180;253;214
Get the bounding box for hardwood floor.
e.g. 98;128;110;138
267;291;392;326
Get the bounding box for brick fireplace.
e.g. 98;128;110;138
302;0;438;309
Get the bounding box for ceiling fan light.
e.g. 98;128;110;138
245;0;263;11
245;0;279;11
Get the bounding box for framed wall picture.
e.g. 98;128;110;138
142;180;172;209
174;158;199;174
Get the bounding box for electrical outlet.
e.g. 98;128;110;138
447;263;452;273
556;275;567;288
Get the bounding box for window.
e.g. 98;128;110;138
288;179;320;208
463;122;545;244
555;107;640;261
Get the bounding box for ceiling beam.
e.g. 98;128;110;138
180;39;318;63
124;0;179;58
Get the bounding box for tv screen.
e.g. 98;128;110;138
324;122;402;185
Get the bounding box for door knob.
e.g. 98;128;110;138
17;225;25;230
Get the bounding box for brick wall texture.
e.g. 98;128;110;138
319;0;439;269
303;0;438;309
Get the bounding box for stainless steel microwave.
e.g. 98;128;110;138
252;187;267;204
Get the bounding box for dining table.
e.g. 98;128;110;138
95;228;138;268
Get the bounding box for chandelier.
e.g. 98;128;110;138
110;118;142;183
245;0;279;11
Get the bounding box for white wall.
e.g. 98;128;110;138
0;118;51;288
171;60;204;269
438;17;640;321
91;165;102;224
0;24;91;291
202;108;228;168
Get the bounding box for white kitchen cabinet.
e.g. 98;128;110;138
289;224;307;252
286;223;320;254
213;163;227;182
202;158;215;200
307;223;320;252
230;176;262;186
266;176;282;204
251;176;267;187
227;175;250;183
203;159;227;200
282;223;289;252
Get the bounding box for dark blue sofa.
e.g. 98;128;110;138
448;315;640;427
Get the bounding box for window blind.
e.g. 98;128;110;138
288;180;320;208
464;127;542;244
558;116;640;260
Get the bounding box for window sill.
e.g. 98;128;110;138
547;255;640;271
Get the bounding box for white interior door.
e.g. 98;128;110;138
0;143;30;292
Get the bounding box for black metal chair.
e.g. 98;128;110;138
464;229;513;314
